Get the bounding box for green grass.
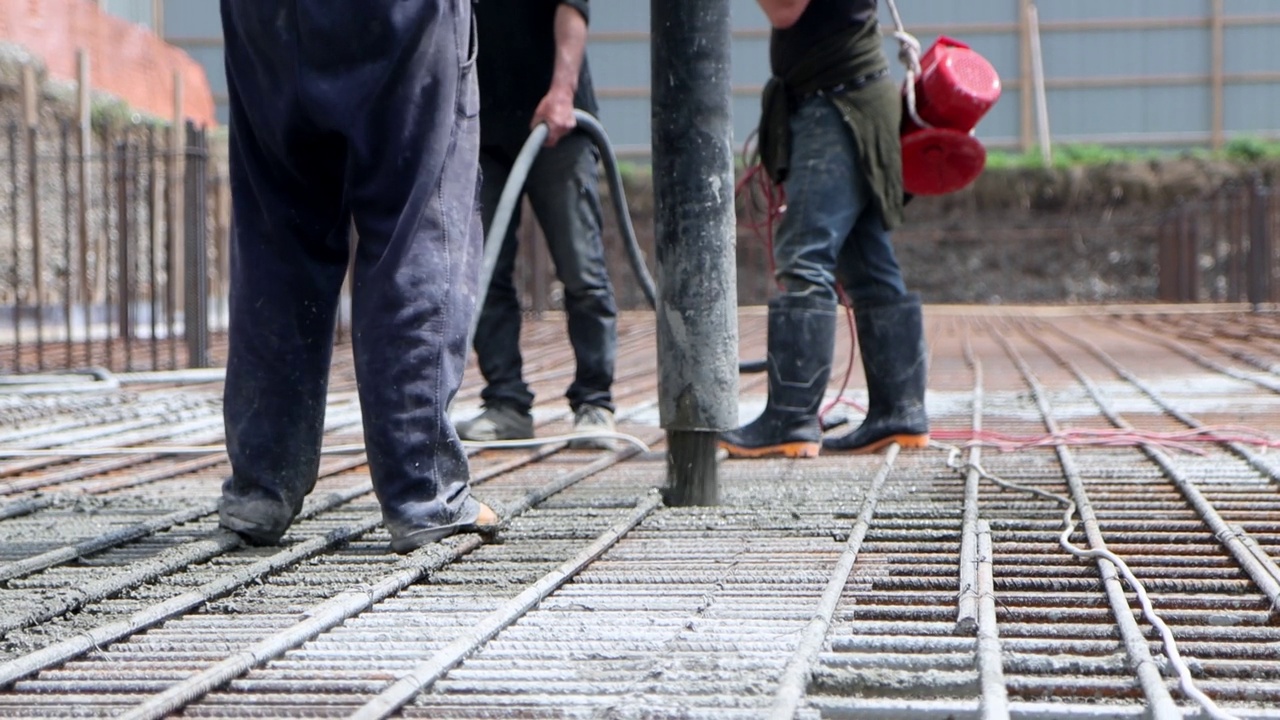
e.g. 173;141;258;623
614;138;1280;179
984;137;1280;170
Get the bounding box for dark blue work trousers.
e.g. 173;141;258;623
218;0;485;542
473;132;617;415
774;94;908;306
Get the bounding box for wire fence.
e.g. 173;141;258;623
0;118;226;373
1158;179;1277;305
1;118;1274;377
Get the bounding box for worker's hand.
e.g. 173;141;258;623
532;88;577;147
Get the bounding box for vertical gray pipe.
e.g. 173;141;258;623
1248;181;1271;308
650;0;739;506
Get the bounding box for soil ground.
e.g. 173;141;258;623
582;157;1280;309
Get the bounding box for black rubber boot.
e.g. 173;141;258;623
824;293;929;453
720;294;836;458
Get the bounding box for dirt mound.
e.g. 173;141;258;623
593;158;1276;308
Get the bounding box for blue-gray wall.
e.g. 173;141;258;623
119;1;1280;151
100;0;155;28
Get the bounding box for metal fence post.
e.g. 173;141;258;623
1248;181;1271;307
184;122;209;368
24;64;45;370
60;121;72;364
8;122;20;373
116;139;132;367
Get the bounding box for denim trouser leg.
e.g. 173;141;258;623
525;132;617;413
772;95;907;307
474;149;535;413
474;131;617;414
220;0;484;542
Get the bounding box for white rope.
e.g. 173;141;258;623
883;0;933;129
933;441;1242;720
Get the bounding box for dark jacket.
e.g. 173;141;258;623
759;7;904;229
475;0;599;149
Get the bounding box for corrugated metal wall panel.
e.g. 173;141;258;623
731;36;772;87
976;89;1022;146
183;45;228;123
590;2;650;33
592;1;1280;152
98;1;1278;147
101;0;153;28
162;0;227;123
1224;83;1280;133
1051;86;1211;137
594;39;649;90
1223;0;1280;16
1041;27;1210;76
1224;26;1280;74
162;1;220;40
890;2;1012;25
595;97;651;156
1035;0;1205;21
730;0;772;31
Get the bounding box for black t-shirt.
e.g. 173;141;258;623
770;0;878;77
475;0;599;148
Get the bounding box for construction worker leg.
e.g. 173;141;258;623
471;147;535;414
299;0;493;546
218;0;350;545
524;131;617;414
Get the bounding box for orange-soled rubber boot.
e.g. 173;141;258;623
824;294;930;454
719;295;836;460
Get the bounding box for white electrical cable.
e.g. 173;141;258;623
0;366;229;394
933;441;1242;720
0;367;120;394
0;431;651;459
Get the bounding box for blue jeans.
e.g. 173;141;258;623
219;0;485;540
473;131;617;414
773;94;908;306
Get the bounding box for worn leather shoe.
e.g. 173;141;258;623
456;404;534;442
569;405;617;450
219;494;302;546
388;500;504;553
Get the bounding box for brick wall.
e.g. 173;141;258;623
0;0;216;126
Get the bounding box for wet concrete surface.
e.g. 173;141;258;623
0;305;1278;718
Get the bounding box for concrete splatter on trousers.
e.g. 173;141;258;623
218;0;487;545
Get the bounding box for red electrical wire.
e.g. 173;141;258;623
736;141;862;427
819;285;858;424
930;425;1280;455
735;133;1280;461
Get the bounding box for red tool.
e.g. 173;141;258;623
900;36;1002;196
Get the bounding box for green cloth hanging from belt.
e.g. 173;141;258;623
759;20;905;230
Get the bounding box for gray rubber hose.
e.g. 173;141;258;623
467;109;765;374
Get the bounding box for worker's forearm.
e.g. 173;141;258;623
756;0;809;29
548;3;588;99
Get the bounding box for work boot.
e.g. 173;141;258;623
456;403;534;442
720;294;836;458
219;492;304;546
569;404;617;450
389;499;504;553
218;472;318;546
824;293;930;453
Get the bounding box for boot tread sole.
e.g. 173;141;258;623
719;440;821;459
827;433;930;454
